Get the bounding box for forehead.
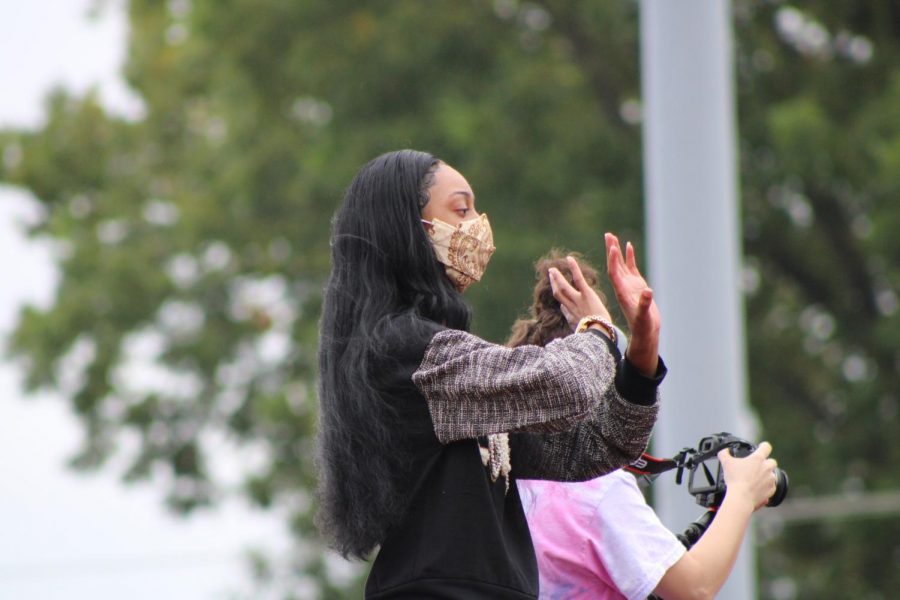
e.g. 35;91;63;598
431;164;473;197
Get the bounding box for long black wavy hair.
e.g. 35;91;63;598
316;149;471;559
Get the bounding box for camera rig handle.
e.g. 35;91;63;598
676;509;717;549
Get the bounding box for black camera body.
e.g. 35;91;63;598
685;432;789;509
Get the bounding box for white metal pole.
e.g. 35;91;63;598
640;1;756;598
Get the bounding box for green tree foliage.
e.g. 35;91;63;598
1;1;897;597
736;3;900;597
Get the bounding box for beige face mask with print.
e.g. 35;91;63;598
422;214;496;292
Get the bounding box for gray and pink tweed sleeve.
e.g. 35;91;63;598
412;329;659;479
508;393;659;481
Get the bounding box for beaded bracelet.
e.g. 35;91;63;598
575;315;617;344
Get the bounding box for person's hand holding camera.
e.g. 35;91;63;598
718;441;779;511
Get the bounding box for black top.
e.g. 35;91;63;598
366;442;537;599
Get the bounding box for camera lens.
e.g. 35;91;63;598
767;468;789;507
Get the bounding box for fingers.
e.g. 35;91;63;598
719;443;774;466
626;241;638;272
566;256;590;293
754;441;773;458
718;441;781;509
717;448;734;464
606;233;649;292
550;264;611;327
607;233;641;274
638;289;653;312
560;304;575;324
549;268;577;328
548;268;578;306
605;233;624;277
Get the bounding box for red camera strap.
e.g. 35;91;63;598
624;452;680;476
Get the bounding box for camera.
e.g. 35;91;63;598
625;431;790;554
685;432;789;509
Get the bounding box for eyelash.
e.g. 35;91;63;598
457;208;469;216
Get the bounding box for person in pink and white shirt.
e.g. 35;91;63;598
511;251;779;600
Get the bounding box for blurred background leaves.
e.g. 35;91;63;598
1;1;898;597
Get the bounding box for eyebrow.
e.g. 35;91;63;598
451;190;473;200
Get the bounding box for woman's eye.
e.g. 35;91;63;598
457;208;469;216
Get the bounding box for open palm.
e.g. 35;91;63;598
606;233;660;374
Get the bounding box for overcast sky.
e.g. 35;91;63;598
0;2;291;598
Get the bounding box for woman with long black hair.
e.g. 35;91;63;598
316;149;666;599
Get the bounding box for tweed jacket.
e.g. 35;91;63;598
413;326;662;481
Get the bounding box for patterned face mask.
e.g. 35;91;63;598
422;214;496;292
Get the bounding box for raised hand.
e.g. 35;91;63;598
548;257;612;329
606;233;660;375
